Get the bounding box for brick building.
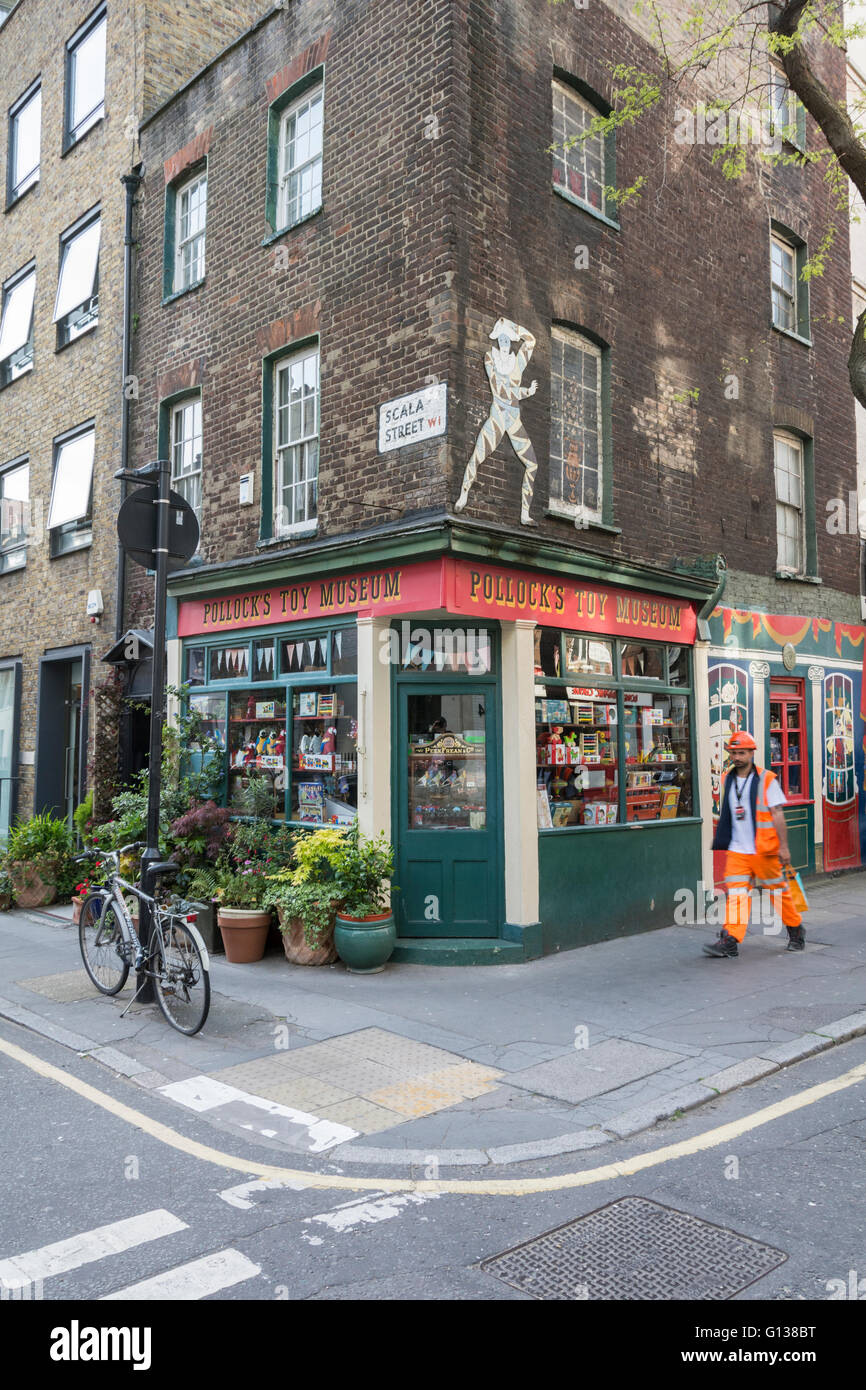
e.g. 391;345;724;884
0;0;275;839
125;0;862;959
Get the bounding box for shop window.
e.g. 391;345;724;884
0;263;35;387
64;5;106;149
291;684;357;824
48;424;94;556
170;396;202;527
549;328;604;525
535;631;694;828
621;643;664;679
228;689;288;820
408;692;486;829
281;633;328;673
769;680;806;800
54;210;100;347
708;660;750;817
186;646;205;686
7;80;41;205
536;684;618;827
209;645;249;681
398;625;492;674
188;692;226;787
0;457;29;572
551;77;616;224
274;344;319;536
824;673;855;804
331;626;357;675
252;638;276;681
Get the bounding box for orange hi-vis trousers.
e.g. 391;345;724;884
723;850;802;943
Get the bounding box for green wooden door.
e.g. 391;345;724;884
395;681;501;938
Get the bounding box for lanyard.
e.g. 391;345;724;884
733;772;752;812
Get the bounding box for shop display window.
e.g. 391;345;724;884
407;692;487;829
281;633;328;673
622;693;692;820
399;626;492;674
769;681;806;800
209;645;248;681
824;673;855;804
535;630;694;828
226;689;287;819
290;684;358;824
536;684;618;827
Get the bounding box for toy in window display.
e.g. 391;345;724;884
562;730;578;761
273;729;286;761
547;726;564;765
255;728;270;755
246;695;257;718
243;740;257;766
323;725;337;756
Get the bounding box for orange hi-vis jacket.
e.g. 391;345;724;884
713;765;780;856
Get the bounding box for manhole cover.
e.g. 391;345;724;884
480;1197;787;1300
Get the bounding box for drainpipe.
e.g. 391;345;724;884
694;553;727;895
116;169;142;643
696;553;727;640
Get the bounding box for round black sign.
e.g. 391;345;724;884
117;487;200;571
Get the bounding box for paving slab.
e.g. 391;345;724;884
506;1039;682;1104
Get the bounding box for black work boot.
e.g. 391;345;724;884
785;925;806;952
702;930;739;958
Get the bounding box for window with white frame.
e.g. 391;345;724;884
277;84;323;231
552;79;612;219
54;211;100;346
550;327;603;524
771;233;797;333
65;5;106;147
0;264;35;386
8;81;41;203
774;432;805;573
274;346;319;535
48;425;95;556
0;458;29;573
174;171;207;292
769;63;804;148
170;397;203;527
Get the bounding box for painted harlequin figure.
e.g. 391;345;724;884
455;317;539;525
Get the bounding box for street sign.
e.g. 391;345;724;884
117;486;199;571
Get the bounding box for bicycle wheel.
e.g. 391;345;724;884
79;892;130;996
151;917;210;1035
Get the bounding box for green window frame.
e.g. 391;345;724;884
770;221;810;343
551;72;619;230
773;429;817;580
769;63;806;152
263;66;324;243
183;620;357;826
163;162;207;302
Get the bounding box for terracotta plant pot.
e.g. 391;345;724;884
277;907;337;966
72;895;84;924
8;862;57;909
334;910;396;974
217;907;271;963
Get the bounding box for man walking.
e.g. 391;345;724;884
454;317;539;525
704;730;805;958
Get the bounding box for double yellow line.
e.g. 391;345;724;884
2;1032;863;1195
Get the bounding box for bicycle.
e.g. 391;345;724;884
76;842;210;1036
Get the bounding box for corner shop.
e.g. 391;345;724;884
168;535;717;963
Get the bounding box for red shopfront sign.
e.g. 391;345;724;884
178;555;698;644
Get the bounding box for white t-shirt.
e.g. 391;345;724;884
727;770;786;854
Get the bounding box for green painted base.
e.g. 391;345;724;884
391;937;525;966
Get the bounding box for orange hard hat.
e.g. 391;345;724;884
726;731;757;751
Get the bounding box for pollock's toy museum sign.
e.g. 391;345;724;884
178;555;697;642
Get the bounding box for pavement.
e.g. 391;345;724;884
1;874;864;1172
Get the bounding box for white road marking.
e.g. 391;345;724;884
0;1210;187;1285
101;1248;260;1301
305;1190;441;1233
160;1075;358;1152
218;1176;310;1210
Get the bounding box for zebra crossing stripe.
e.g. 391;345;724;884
101;1249;260;1301
0;1210;187;1286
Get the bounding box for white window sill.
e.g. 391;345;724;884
771;322;812;348
545;505;620;535
775;569;821;585
552;184;620;230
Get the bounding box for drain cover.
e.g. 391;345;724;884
480;1197;787;1300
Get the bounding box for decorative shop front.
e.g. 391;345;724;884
170;539;716;963
708;606;866;881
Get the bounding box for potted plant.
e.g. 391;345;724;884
330;824;397;974
187;859;272;963
0;861;14;912
264;825;349;966
5;813;73;908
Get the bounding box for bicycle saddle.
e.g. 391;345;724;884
147;861;180;878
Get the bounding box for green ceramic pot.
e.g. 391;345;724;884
334;910;396;974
